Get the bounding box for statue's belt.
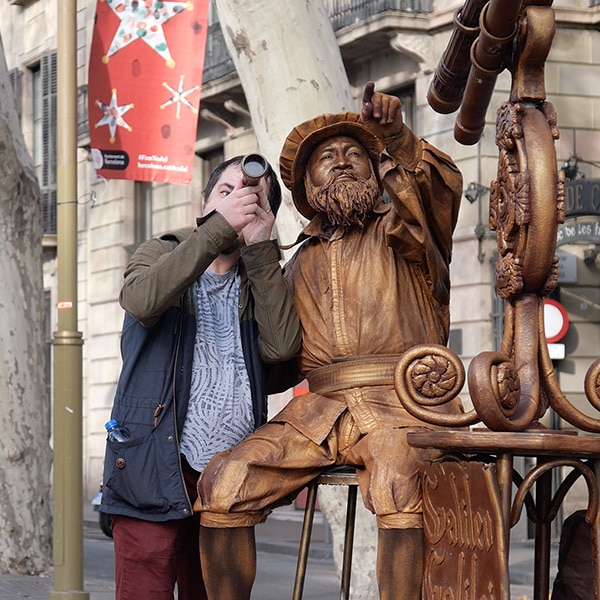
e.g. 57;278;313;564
306;354;402;395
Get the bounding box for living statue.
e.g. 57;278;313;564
195;81;464;600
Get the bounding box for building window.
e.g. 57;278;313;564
200;147;225;188
384;85;415;132
44;290;52;402
124;182;153;258
134;182;153;245
490;255;505;352
32;64;42;179
8;68;22;121
77;84;89;139
32;51;58;235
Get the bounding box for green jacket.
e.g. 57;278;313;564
102;211;301;521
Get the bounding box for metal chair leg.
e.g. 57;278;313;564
292;482;319;600
293;467;359;599
340;483;358;600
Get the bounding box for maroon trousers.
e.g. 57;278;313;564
111;458;207;600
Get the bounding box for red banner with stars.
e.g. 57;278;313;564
88;0;209;185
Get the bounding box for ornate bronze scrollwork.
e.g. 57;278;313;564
394;344;479;427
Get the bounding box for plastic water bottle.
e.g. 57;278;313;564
105;419;130;442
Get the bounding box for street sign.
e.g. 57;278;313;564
544;299;570;343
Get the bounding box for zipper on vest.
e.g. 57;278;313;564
172;297;193;513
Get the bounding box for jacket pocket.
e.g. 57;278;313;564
104;433;168;513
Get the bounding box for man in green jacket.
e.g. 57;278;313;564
102;155;301;600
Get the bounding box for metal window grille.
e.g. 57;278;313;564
490;254;505;353
8;67;22;121
77;84;89;139
44;290;52;402
41;51;57;235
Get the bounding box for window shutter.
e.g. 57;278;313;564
8;68;22;120
77;84;89;138
41;51;57;234
42;188;58;235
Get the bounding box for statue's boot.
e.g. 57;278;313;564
377;528;424;600
199;525;256;600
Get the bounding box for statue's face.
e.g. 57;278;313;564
307;135;372;186
305;135;380;227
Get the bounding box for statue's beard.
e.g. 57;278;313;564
305;171;381;227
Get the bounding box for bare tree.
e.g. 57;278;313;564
214;1;378;595
0;37;52;574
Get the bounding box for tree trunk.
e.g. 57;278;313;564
214;1;378;595
0;38;52;574
319;485;380;598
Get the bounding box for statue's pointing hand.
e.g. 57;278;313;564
361;80;404;139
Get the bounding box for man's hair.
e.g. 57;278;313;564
204;155;282;216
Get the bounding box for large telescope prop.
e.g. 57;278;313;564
401;0;600;439
395;3;600;598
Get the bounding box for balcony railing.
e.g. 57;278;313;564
329;0;432;29
202;0;433;85
202;22;235;83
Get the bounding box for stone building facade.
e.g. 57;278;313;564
1;0;599;521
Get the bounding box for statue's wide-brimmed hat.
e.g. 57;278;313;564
279;112;383;220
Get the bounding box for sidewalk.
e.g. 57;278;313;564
0;502;557;599
0;503;335;600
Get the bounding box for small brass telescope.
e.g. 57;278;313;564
241;153;268;186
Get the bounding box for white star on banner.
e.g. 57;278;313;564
94;88;134;142
102;0;192;67
160;74;200;119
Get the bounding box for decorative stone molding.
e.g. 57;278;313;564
389;32;435;73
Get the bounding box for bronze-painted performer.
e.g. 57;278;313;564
195;81;464;599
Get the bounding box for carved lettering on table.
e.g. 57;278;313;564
420;460;509;600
